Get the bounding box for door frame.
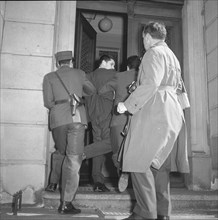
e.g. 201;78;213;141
75;8;128;72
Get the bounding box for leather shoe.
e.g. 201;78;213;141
122;213;154;219
156;215;170;220
118;172;129;192
45;183;57;192
58;201;81;215
93;182;110;192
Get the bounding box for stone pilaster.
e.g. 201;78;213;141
55;1;77;55
182;0;212;189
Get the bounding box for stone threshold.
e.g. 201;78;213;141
42;186;218;211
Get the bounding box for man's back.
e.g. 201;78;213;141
43;66;88;129
86;68;116;124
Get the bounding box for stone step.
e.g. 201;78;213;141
42;186;218;212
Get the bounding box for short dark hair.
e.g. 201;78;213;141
143;22;167;40
127;55;141;71
99;54;114;64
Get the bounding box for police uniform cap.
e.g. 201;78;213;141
55;51;73;62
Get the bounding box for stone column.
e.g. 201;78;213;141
182;0;212;189
45;1;78;184
55;1;77;54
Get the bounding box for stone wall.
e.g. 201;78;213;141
0;1;56;203
204;0;218;189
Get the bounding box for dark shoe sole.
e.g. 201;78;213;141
45;189;56;192
58;209;81;215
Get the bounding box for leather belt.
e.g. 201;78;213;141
55;99;69;105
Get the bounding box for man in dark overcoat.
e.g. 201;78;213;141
85;54;117;192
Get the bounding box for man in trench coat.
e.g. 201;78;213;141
117;22;189;220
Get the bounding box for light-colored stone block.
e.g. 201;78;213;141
1;164;45;196
0;12;3;46
1;89;47;124
210;136;218;169
209;108;218;137
206;20;218;54
205;0;218;26
207;47;218;80
48;132;55;151
2;21;54;56
0;1;4;46
1;186;37;204
0;1;5;18
1;124;47;161
187;155;212;190
1;54;53;90
208;77;218;108
5;1;56;24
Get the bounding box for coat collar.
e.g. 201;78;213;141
150;41;167;49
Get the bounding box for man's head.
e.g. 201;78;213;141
142;22;167;51
55;51;75;68
127;55;141;71
99;54;115;70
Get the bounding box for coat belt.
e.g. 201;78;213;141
158;86;176;93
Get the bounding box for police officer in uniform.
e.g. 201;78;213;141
43;51;96;214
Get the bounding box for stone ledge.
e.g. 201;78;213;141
42;187;218;211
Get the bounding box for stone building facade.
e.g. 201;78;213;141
0;0;217;204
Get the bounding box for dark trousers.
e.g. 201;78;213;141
91;117;111;184
110;124;125;168
131;157;171;219
50;123;85;202
84;138;111;159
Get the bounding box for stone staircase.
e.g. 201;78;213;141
42;184;218;212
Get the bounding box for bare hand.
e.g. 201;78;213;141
117;102;127;114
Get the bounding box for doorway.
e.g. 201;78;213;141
74;8;128;185
75;2;185;188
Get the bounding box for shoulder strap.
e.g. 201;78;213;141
55;71;71;96
181;78;187;93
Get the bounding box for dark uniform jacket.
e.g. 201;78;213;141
43;66;96;130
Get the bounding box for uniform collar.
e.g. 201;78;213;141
59;65;71;70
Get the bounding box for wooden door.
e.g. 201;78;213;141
74;10;97;72
74;10;96;184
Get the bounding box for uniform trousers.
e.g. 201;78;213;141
50;123;85;202
131;156;171;219
49;127;112;186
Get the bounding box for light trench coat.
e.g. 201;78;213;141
122;41;189;173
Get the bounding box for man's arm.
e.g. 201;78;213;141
98;75;117;95
82;75;96;96
42;75;55;109
119;50;164;114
